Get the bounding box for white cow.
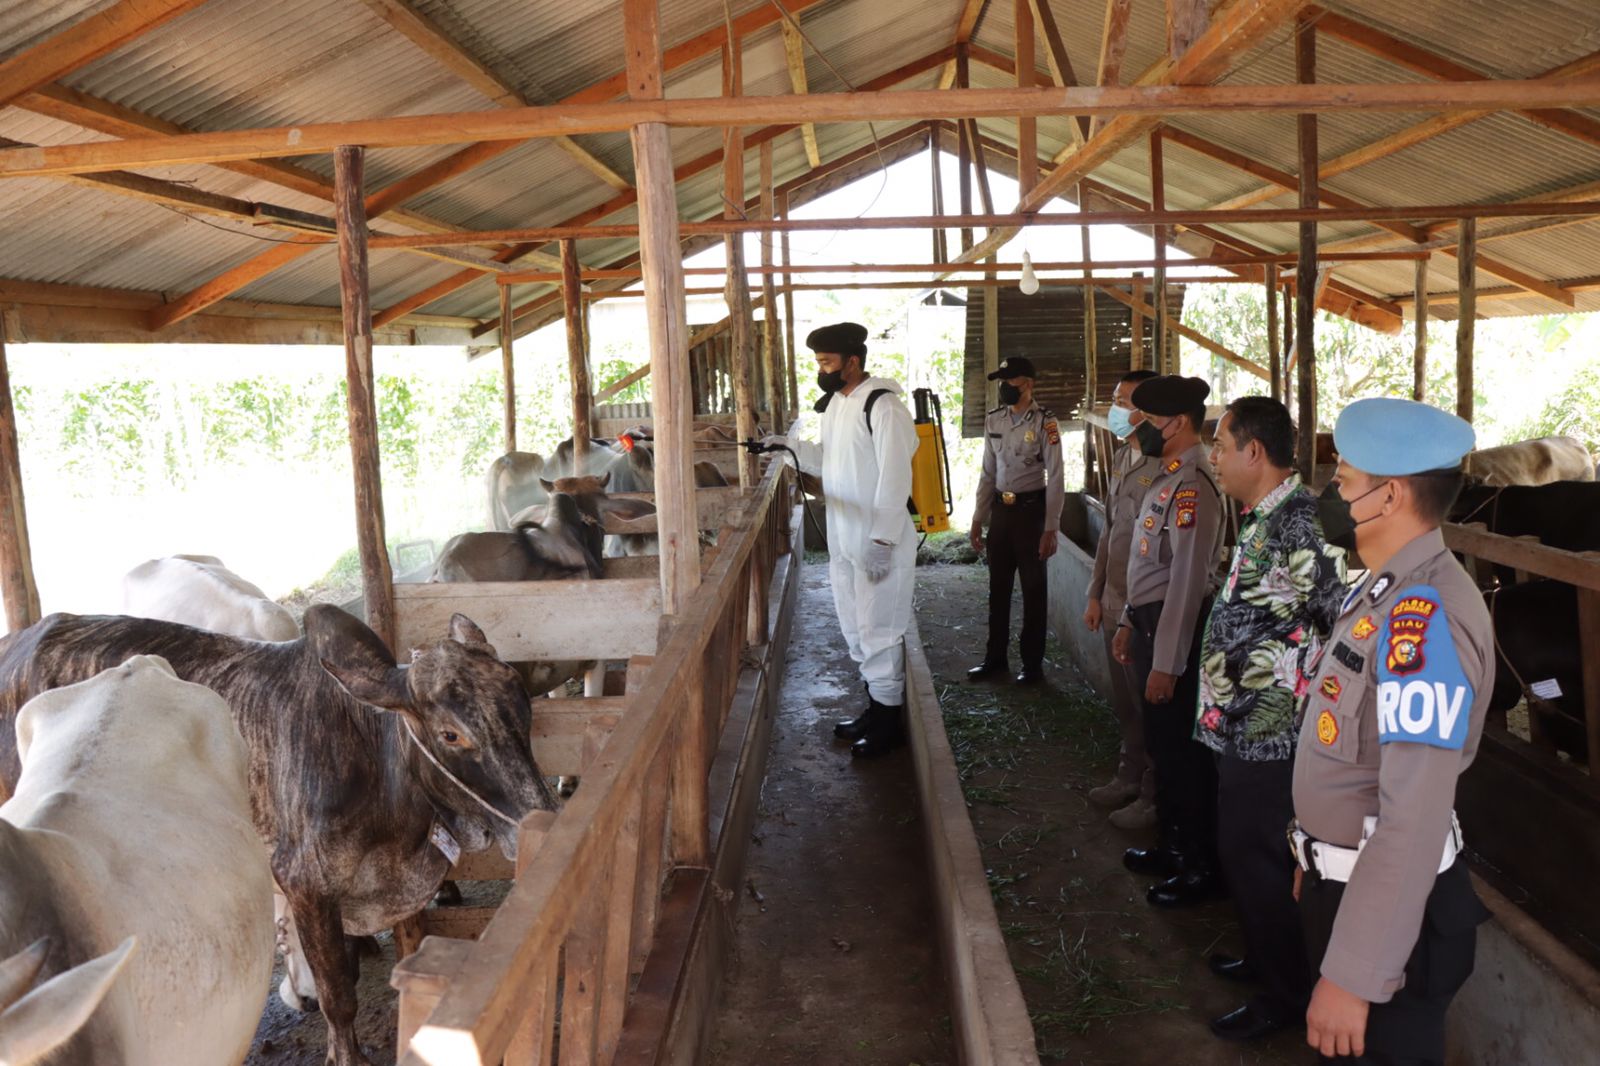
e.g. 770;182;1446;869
120;555;298;641
0;656;273;1065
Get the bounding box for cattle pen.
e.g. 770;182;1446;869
5;1;1600;1065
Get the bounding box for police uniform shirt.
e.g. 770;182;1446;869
1292;528;1493;1003
1087;443;1160;617
1123;443;1225;675
973;401;1066;533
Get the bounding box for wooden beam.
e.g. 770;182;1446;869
1093;0;1134;137
499;285;516;452
333;146;395;649
0;0;207;110
1295;14;1317;483
1413;256;1428;402
779;15;822;169
0;317;39;631
626;0;700;621
1027;0;1089;143
1014;0;1037;199
1457;218;1476;422
1167;0;1211;60
562;239;592;463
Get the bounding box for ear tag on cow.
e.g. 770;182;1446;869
430;822;462;866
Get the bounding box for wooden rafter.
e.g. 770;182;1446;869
1093;0;1134;137
1027;0;1089;143
940;0;992;89
141;0;832;331
357;0;629;190
0;0;208;109
780;15;823;169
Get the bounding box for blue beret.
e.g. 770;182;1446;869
1333;398;1475;476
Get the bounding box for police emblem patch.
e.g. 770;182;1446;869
1138;536;1150;557
1143;515;1156;530
1368;572;1395;603
1045;420;1060;445
1320;676;1342;700
1024;430;1036;444
1176;503;1196;528
1351;615;1377;641
1316;709;1339;746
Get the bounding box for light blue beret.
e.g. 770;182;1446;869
1333;397;1475;475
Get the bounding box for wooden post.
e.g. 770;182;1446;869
1130;271;1145;369
1265;263;1281;403
723;39;759;487
334;145;395;648
1281;281;1294;402
1413;255;1429;402
0;317;39;633
1080;182;1098;409
1295;15;1318;483
780;190;798;420
1456;218;1475;422
759;140;783;430
1149;128;1168;373
1014;0;1036;200
983;285;1000;409
626;0;700;615
929;124;947;264
499;286;516;454
1576;561;1600;776
562;239;592;463
957;55;974;254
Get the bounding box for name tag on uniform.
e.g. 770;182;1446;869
1136;476;1153;486
1375;585;1474;750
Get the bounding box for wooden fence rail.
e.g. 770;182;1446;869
396;460;793;1066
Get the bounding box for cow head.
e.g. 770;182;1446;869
308;606;557;859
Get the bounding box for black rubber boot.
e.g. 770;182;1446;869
833;684;879;741
851;700;907;758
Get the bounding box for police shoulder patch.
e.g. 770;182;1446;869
1376;584;1473;750
1044;419;1060;445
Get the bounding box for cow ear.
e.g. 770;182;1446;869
598;470;610;489
320;658;411;710
0;937;135;1065
449;614;490;647
0;938;50;1013
539;477;555;493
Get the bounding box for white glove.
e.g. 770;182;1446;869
862;539;896;583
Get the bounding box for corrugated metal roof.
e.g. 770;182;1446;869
2;0;1599;341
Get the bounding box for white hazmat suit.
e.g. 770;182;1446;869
786;376;919;705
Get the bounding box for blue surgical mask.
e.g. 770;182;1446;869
1108;405;1135;440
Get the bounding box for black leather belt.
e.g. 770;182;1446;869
998;489;1046;506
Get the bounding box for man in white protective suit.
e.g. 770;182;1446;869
763;321;920;757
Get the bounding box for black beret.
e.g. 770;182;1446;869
1131;375;1211;417
805;321;868;357
986;356;1037;380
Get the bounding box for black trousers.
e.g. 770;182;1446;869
1300;860;1489;1064
984;494;1048;670
1127;601;1217;869
1216;754;1311;1022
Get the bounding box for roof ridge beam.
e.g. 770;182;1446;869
0;0;209;109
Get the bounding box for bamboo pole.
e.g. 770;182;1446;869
0;315;38;632
333;145;395;648
561;238;592;461
1265;263;1281;403
499;286;516;453
1413;255;1428;402
1457;218;1475;421
1295;15;1318;483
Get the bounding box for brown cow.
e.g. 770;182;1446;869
1463;435;1594;486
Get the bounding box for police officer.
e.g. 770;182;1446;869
1111;374;1227;906
1292;397;1493;1064
967;357;1065;685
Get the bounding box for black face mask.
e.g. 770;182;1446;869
998;382;1022;406
1134;419;1167;458
816;369;845;394
1315;480;1388;552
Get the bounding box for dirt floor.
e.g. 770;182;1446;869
707;563;955;1066
914;562;1309;1066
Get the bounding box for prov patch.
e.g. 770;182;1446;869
1377;584;1474;749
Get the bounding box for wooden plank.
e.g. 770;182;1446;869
0;0;207;109
1413;256;1428;401
393;577;661;661
335;146;396;649
531;702;621;779
1457;217;1475;422
1295;15;1317;485
562;239;594;464
392;936;474;1054
559;847;611;1065
596;788;643;1060
779;16;821;169
627;659;669;975
0;318;39;631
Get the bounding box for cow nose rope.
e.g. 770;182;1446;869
400;719;519;828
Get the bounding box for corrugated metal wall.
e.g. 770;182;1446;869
961;284;1185;436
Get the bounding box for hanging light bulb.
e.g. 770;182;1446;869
1018;250;1040;295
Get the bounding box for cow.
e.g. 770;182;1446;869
485;438;618;530
1464;435;1594;487
1452;481;1600;556
1484;580;1586;761
120;554;298;641
0;607;556;1066
1;655;274;1065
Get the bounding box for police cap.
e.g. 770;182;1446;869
1130;374;1210;417
987;356;1037;380
1333;397;1475;476
805;321;868;357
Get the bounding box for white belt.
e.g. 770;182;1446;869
1289;812;1463;883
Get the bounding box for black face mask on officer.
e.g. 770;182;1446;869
1316;479;1390;552
1134;418;1168;458
997;382;1023;406
816;368;846;394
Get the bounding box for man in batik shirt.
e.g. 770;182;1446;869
1197;397;1348;1042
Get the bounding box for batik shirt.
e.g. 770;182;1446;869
1196;474;1348;761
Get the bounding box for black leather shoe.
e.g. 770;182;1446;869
1208;954;1258;983
966;661;1007;681
851;705;906;758
1146;870;1224;907
1209;1003;1284;1041
1015;667;1044;685
833;703;881;741
1122;845;1181;878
